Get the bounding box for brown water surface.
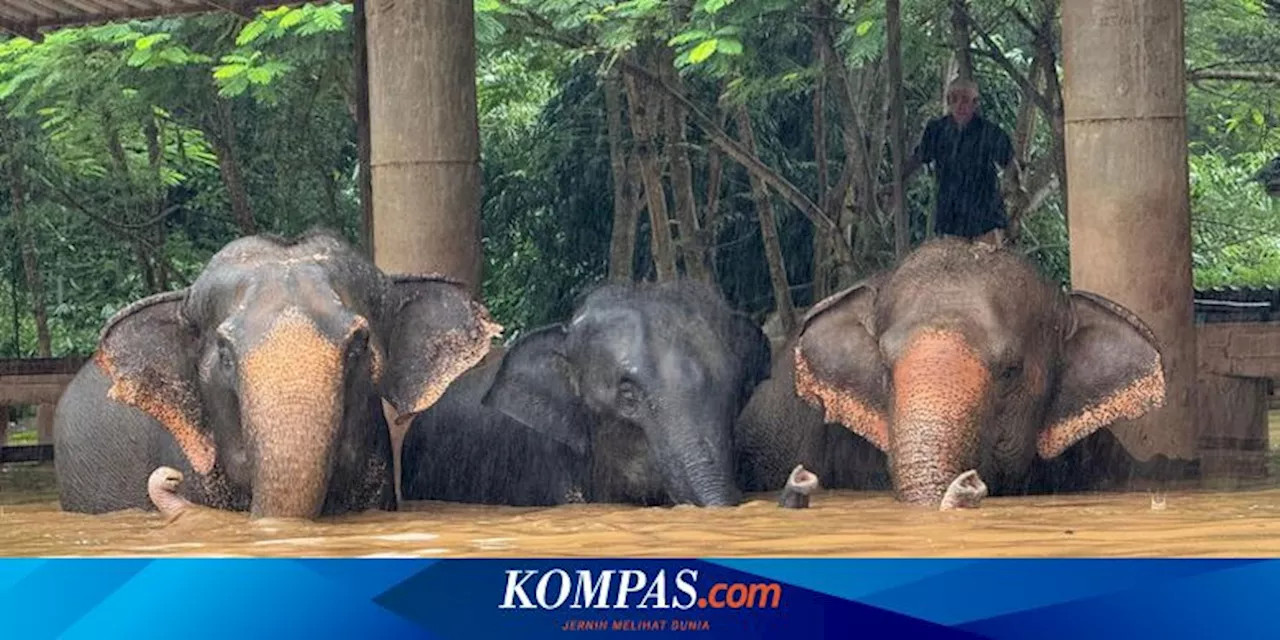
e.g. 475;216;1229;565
6;462;1280;557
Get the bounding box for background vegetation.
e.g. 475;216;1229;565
0;0;1276;359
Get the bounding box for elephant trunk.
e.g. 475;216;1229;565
889;329;990;507
245;399;342;519
238;311;347;519
660;414;742;507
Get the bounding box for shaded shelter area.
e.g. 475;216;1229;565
0;0;1271;495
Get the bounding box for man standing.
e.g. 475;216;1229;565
896;77;1023;245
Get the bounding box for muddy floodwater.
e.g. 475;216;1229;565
8;462;1280;557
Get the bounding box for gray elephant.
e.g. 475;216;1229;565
401;279;772;507
734;237;1167;507
53;230;501;519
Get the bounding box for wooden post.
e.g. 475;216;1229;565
1061;0;1198;463
366;0;483;293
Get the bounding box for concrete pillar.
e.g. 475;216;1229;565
366;0;483;293
1061;0;1198;463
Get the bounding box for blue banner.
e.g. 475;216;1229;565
0;558;1274;639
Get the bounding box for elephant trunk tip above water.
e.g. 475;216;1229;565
55;228;502;520
787;236;1168;508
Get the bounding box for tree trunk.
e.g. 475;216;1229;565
605;72;638;282
701;97;730;273
145;114;169;291
4;139;51;357
620;62;847;261
353;0;374;256
887;0;909;258
812;15;832;301
623;55;678;282
811;1;879;279
1043;33;1069;229
322;166;340;224
212;99;257;235
661;56;710;283
737;108;796;336
1012;57;1043;164
949;0;974;82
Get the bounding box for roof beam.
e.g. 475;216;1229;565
0;17;44;41
201;0;254;20
0;0;317;31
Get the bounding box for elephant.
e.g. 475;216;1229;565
53;230;502;519
734;236;1168;507
400;279;772;507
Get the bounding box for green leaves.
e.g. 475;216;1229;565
696;0;739;14
234;4;349;45
716;38;743;55
671;26;745;69
1189;150;1280;288
212;51;294;98
210;4;351;102
126;32;211;70
688;39;718;63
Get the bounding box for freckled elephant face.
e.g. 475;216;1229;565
793;238;1167;506
94;231;502;519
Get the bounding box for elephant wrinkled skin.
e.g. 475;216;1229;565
735;237;1168;507
401;279;772;507
53;230;501;520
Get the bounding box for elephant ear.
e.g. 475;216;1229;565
379;274;504;425
728;312;772;409
94;290;216;475
1038;291;1167;459
481;324;590;456
792;276;891;452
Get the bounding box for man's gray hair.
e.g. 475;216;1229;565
946;76;979;97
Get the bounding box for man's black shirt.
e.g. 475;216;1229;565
913;114;1014;238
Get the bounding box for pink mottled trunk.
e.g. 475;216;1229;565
889;330;989;506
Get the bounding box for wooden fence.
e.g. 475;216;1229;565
1;356;87;463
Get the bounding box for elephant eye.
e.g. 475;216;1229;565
216;337;235;372
347;327;369;361
999;362;1022;381
617;378;642;413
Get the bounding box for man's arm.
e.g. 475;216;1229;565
903;120;935;182
902;147;924;183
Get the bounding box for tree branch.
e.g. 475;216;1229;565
1187;70;1280;83
955;6;1055;117
493;0;852;262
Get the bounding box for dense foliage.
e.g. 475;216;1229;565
0;0;1276;359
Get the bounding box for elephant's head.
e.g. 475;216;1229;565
93;231;501;519
794;238;1166;506
481;280;770;507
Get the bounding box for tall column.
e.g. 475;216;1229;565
365;0;484;503
1061;0;1197;463
366;0;483;294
